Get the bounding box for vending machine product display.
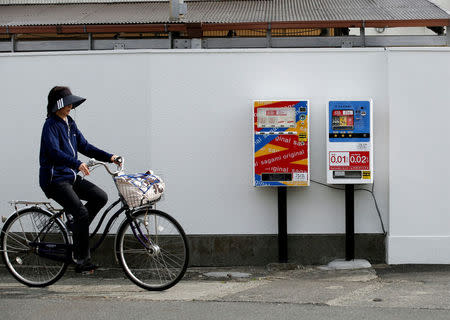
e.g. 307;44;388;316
326;100;373;184
253;100;310;187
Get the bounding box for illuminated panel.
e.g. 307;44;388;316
257;107;296;128
332;110;354;130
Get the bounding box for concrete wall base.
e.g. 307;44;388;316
90;233;385;268
0;234;385;270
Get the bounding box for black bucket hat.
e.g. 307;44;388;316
48;87;86;114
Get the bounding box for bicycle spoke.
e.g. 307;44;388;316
157;254;181;273
5;233;30;249
159;247;185;264
16;216;32;244
152;256;176;279
5;244;29;252
6;232;29;244
121;249;151;254
157;253;184;270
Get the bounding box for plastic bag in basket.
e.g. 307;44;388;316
114;171;165;207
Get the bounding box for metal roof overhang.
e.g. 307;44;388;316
1;0;450;35
1;1;449;50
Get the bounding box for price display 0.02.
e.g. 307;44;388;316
329;151;370;170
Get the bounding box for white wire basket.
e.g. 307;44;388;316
114;172;165;208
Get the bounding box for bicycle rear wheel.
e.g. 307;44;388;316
116;209;189;291
1;207;69;287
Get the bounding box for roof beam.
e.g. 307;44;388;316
270;21;363;28
202;23;268;31
1;19;449;35
85;24;169;33
364;19;450;28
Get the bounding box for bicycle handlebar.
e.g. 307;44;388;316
86;157;124;176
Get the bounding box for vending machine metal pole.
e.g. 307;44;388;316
345;184;355;261
278;186;288;262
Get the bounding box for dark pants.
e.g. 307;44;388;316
46;176;108;261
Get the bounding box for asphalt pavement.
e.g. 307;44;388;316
1;264;450;319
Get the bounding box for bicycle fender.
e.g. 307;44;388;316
1;206;66;234
2;205;39;227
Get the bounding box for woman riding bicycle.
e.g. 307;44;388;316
39;86;119;273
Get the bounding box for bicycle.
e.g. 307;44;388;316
0;158;189;291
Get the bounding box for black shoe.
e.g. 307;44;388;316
65;213;74;232
66;221;74;232
75;261;99;273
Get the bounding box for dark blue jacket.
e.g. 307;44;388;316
39;115;112;195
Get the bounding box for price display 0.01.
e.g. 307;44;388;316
329;152;350;166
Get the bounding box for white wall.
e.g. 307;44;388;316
0;52;151;232
387;48;450;264
0;49;389;238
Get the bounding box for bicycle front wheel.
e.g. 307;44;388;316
116;209;189;291
1;207;69;287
